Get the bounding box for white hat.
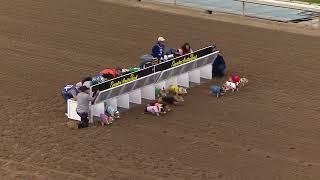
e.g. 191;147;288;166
158;37;165;42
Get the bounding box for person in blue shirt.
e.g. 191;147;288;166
151;37;166;61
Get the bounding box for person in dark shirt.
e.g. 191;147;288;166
212;52;226;77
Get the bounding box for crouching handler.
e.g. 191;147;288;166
76;86;99;129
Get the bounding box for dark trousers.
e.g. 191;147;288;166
212;64;225;77
77;112;89;128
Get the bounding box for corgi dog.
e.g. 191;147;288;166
144;103;166;116
239;77;249;87
167;85;188;96
229;75;241;87
100;113;114;126
210;85;226;97
223;81;238;92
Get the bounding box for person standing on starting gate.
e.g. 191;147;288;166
177;43;193;55
151;36;166;62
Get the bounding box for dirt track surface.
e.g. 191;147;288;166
1;0;320;179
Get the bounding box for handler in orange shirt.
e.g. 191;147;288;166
100;68;121;80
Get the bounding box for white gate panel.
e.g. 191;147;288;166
91;102;105;117
189;69;200;83
117;93;130;109
105;97;118;108
67;99;81;121
155;81;166;90
200;64;212;79
177;73;190;88
129;88;142;104
141;84;155;100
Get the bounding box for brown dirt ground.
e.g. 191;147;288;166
0;0;320;179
